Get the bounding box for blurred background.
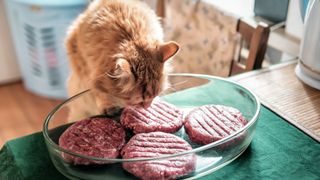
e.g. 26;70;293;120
0;0;305;147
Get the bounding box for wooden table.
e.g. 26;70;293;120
230;60;320;142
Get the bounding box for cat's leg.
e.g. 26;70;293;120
65;30;100;121
93;90;123;116
66;73;99;121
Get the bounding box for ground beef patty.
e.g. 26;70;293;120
59;117;126;165
184;105;247;144
120;100;184;134
121;132;196;180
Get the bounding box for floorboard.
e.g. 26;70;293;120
0;82;63;148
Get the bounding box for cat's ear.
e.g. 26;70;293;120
107;58;131;78
159;41;180;62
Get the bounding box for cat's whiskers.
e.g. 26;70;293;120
159;80;189;96
169;80;189;87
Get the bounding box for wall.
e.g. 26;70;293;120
0;0;21;84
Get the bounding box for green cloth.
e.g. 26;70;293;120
0;106;319;180
0;133;66;180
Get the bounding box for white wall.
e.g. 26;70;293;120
0;0;21;84
205;0;255;17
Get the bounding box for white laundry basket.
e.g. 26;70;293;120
4;0;88;99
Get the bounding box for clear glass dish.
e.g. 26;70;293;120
43;74;260;180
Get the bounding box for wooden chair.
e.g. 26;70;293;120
229;19;270;76
156;0;166;25
156;0;270;76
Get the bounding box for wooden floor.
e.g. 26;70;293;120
0;82;63;148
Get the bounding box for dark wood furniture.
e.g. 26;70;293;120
229;19;270;76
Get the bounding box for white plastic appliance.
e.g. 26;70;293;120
295;0;320;90
4;0;87;99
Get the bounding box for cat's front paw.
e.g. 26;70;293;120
102;106;123;117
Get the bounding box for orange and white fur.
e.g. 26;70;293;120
65;0;179;121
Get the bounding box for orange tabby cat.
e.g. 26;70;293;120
65;0;179;121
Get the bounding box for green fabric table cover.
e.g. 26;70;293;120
1;105;319;180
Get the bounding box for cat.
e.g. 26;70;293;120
65;0;179;121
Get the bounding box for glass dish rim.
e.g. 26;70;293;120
42;73;261;163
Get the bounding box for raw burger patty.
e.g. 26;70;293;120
184;105;247;144
120;100;184;134
121;132;196;180
59;117;126;165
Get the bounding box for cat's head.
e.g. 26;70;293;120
93;40;179;107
